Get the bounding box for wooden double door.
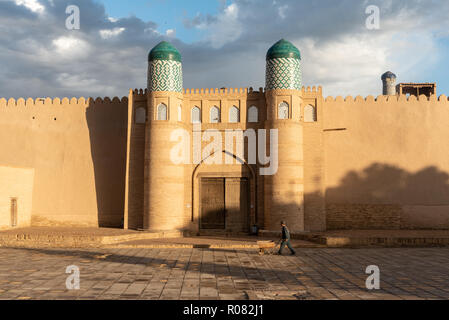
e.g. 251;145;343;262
200;178;249;232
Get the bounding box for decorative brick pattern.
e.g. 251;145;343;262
148;60;183;93
266;58;302;90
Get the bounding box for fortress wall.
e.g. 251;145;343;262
302;87;326;231
323;95;449;229
0;96;129;228
0;166;34;229
124;90;147;230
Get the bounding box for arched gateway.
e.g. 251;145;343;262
192;151;257;233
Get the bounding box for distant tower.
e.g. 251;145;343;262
264;39;305;232
382;71;397;96
145;41;185;231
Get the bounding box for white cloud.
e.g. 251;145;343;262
99;27;126;40
202;3;243;49
166;29;176;37
52;36;91;59
300;36;388;96
14;0;44;13
56;73;116;95
278;5;288;19
300;28;440;97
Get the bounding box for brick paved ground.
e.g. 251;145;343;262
113;237;322;248
0;247;448;300
316;230;449;238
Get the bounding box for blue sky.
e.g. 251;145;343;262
97;0;222;43
96;0;449;94
426;38;449;92
1;0;448;98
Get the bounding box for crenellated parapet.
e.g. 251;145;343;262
301;86;323;102
302;86;323;94
322;93;449;136
132;88;148;97
181;87;266;99
130;85;325;99
323;94;449;104
0;96;128;108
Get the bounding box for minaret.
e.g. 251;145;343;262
264;39;305;232
144;41;185;231
381;71;397;96
266;39;302;91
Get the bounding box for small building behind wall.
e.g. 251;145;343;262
397;83;437;98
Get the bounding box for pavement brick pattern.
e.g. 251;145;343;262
0;247;448;300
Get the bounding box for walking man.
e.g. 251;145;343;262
278;221;296;255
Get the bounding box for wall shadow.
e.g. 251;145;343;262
326;163;449;205
325;163;449;230
86;98;129;228
262;163;449;231
12;247;297;283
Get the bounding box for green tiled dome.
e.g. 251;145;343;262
148;41;182;62
266;39;301;61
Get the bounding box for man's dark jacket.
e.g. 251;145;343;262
282;226;291;240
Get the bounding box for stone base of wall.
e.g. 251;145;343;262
31;215;99;228
31;214;124;228
326;204;449;230
401;205;449;229
0;227;183;248
326;204;402;230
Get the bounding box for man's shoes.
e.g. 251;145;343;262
291;252;296;256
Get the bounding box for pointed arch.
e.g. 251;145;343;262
304;104;317;122
229;106;240;123
278;102;289;120
157;103;167;121
248;106;259;123
191;150;257;224
191;106;201;124
210;106;220;123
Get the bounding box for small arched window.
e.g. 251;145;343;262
157;103;167;121
229;106;240;123
278;102;289;120
304;105;317;122
178;105;182;122
191;106;201;124
210;106;220;123
135;107;146;124
248;106;258;123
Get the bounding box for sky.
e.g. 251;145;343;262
1;0;449;99
98;0;221;43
